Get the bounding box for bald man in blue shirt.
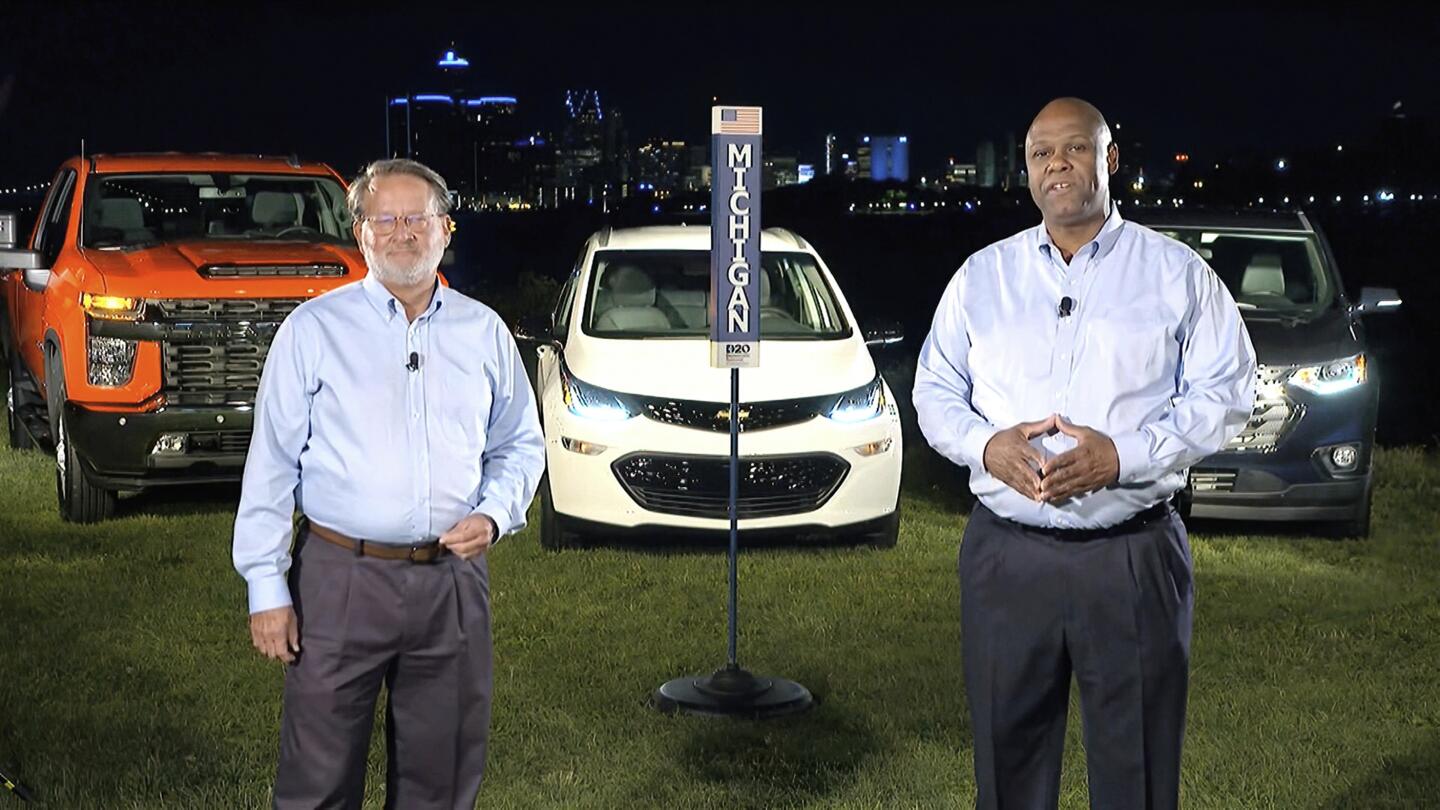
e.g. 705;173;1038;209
914;99;1256;808
234;158;545;809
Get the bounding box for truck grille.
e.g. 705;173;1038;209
611;453;849;519
1224;364;1303;453
148;298;304;406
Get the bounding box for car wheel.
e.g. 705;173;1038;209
866;505;900;549
47;361;117;523
6;348;36;451
538;474;579;550
1330;479;1372;540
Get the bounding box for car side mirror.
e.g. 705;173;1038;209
862;319;904;348
0;247;48;290
1354;287;1401;316
515;314;558;347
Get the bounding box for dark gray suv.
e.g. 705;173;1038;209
1138;211;1400;537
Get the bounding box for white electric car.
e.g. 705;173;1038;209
521;225;903;549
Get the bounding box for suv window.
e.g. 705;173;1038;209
1158;228;1335;319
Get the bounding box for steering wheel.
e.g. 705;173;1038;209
273;226;318;238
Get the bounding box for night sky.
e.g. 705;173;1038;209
3;4;1438;184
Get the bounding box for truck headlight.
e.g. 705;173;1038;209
560;365;639;421
81;293;144;321
825;376;886;423
1289;353;1366;395
87;335;137;386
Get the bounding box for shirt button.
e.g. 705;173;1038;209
1060;352;1069;360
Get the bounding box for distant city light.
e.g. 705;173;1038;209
1377;190;1395;202
1336;144;1344;152
1175;153;1189;163
413;94;454;103
1335;195;1343;202
1276;159;1287;170
438;50;470;68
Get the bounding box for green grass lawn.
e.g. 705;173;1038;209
2;444;1439;809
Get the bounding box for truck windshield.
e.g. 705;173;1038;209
81;173;355;248
583;250;851;340
1157;228;1335;320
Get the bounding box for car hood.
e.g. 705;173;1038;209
81;240;366;298
1242;307;1360;367
563;337;877;401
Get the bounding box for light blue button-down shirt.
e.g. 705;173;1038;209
913;207;1256;529
233;274;546;613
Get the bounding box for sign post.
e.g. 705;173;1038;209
653;106;814;719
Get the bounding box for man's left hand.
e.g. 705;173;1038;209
1039;416;1120;503
439;514;497;559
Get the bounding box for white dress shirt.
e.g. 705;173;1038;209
913;207;1256;529
233;274;546;613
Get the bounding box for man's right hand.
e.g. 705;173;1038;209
982;415;1058;501
250;606;300;663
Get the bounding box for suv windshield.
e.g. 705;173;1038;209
583;250;851;339
1156;227;1335;319
82;173;354;248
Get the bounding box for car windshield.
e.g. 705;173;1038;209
583;250;851;339
1156;227;1335;319
81;173;355;248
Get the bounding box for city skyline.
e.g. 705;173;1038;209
3;6;1437;187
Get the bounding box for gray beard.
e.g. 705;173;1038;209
363;242;443;288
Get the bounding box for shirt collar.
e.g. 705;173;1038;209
1035;203;1126;262
360;273;445;322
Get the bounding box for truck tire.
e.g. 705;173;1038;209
46;355;117;522
7;347;36;450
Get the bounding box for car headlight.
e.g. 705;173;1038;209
81;293;144;321
825;375;886;423
560;364;640;421
87;335;137;386
1289;353;1366;395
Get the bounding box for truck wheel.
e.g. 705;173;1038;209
538;474;579;550
47;368;117;523
6;349;36;450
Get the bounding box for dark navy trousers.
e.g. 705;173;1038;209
959;504;1194;810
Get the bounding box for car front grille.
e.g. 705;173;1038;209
187;430;253;454
1188;469;1237;493
611;452;850;519
148;298;304;406
1224;364;1303;453
639;395;823;432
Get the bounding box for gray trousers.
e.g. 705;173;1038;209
960;504;1193;810
274;530;493;810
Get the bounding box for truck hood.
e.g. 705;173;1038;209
1242;307;1361;367
81;240;366;298
563;337;878;402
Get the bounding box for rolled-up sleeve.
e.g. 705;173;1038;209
1112;257;1256;484
913;262;1001;473
232;313;317;614
470;331;546;539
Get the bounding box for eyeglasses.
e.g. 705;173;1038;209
361;212;444;236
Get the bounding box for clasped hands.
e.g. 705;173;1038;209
981;414;1119;503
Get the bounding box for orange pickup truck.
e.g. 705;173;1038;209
0;153;367;521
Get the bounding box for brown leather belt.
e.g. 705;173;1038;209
307;521;448;563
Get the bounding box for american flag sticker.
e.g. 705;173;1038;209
713;106;762;135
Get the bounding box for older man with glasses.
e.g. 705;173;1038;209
233;158;545;809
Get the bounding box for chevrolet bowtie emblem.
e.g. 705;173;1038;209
716;407;751;422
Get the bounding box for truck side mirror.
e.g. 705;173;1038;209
1354;287;1402;316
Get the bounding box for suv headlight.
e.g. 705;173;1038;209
825;375;886;423
560;364;640;421
87;335;137;386
1289;353;1366;395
